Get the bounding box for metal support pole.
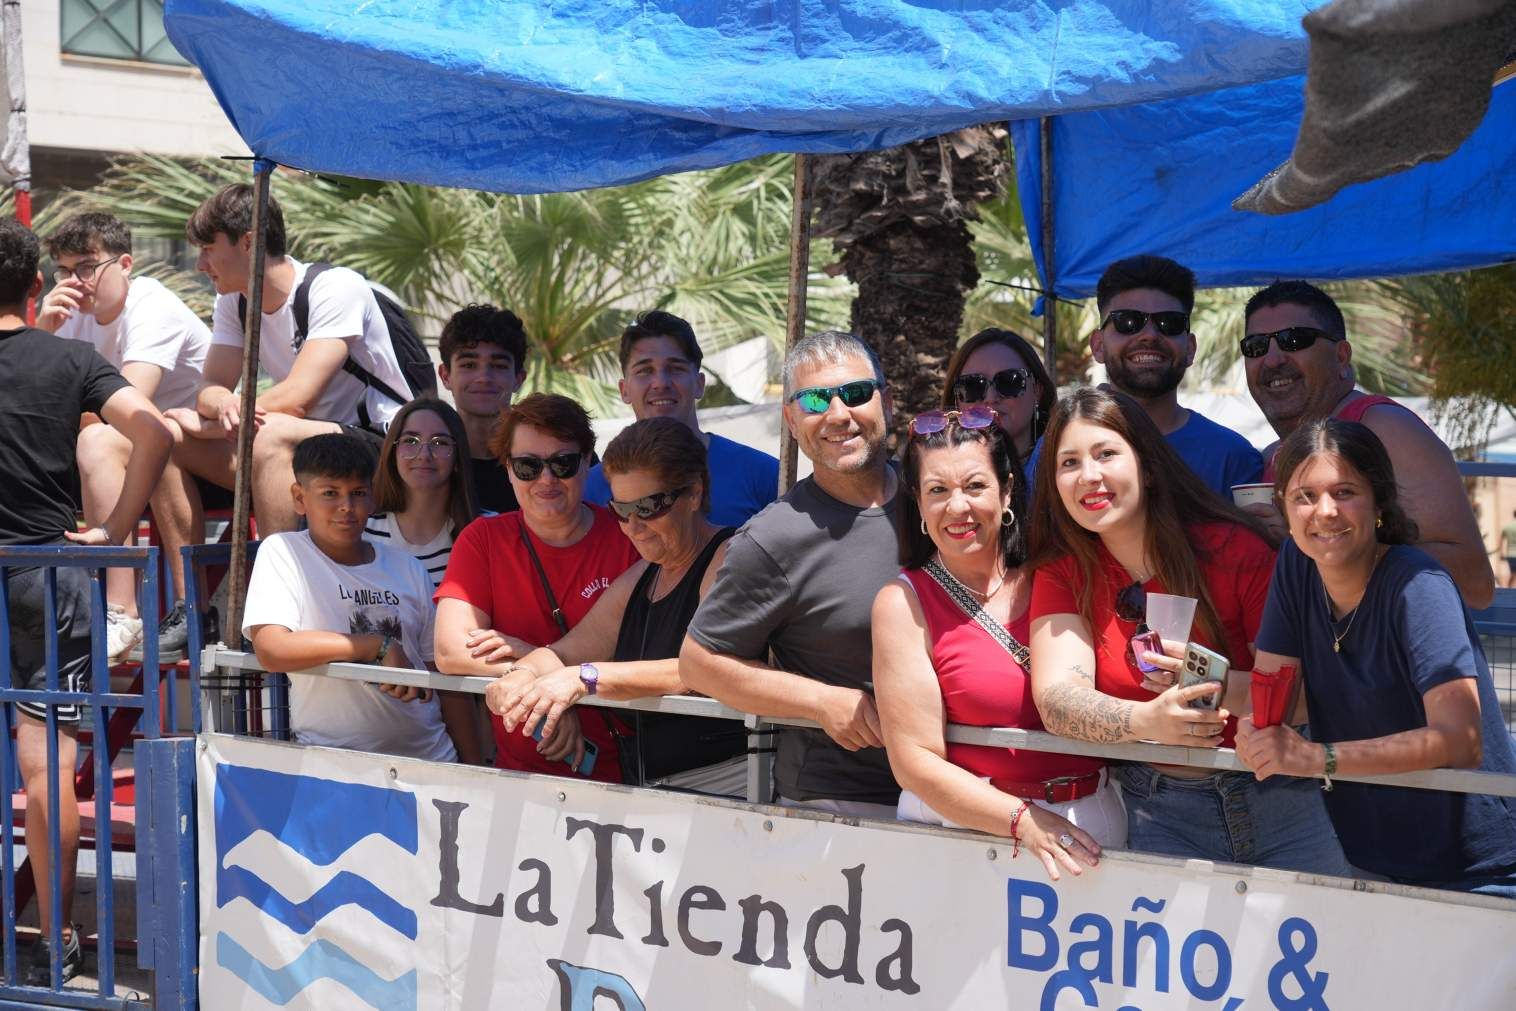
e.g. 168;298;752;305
1038;118;1058;384
777;153;813;496
225;162;274;644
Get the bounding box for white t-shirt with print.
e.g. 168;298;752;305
56;275;209;411
209;258;408;430
241;530;454;762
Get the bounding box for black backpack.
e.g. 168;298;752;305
238;262;437;428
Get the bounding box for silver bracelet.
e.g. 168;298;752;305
94;525;117;546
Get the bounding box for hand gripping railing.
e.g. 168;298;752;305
203;647;1516;801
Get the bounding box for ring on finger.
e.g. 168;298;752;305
1057;833;1075;850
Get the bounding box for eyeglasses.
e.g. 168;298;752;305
1114;580;1147;624
1239;326;1342;359
396;435;456;459
952;368;1030;405
53;254;124;284
1101;309;1190;338
508;452;584;482
608;485;691;522
909;406;998;437
787;379;880;415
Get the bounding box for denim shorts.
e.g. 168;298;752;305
5;562;94;725
1113;762;1354;877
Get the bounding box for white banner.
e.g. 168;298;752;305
197;733;1516;1010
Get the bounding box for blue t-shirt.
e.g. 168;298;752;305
1256;540;1516;883
584;431;779;529
1166;410;1264;499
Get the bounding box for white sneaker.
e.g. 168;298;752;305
105;605;143;663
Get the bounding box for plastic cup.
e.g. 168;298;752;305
1144;593;1198;644
1231;482;1274;509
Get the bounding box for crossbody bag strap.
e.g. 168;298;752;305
519;525;569;636
922;560;1031;669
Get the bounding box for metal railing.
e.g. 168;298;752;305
0;545;195;1010
203;647;1516;801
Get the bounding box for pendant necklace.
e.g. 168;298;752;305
1323;546;1385;654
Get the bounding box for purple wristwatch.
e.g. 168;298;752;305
579;662;600;696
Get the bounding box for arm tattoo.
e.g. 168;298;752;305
1040;677;1134;744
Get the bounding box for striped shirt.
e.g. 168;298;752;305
364;513;454;589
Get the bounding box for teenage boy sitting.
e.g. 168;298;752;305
435;303;528;513
40;211;211;662
241;434;462;761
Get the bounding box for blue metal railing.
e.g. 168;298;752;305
0;544;194;1010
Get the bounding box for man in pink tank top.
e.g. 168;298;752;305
1241;280;1493;607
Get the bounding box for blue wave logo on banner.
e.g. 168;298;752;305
213;763;419;1009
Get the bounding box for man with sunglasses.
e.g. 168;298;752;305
1243;280;1493;607
682;331;902;817
1090;255;1264;498
583;310;779;527
39;212;210;662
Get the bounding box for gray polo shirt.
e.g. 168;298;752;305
687;475;901;804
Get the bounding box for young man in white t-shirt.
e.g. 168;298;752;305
39;212;211;661
167;184;412;539
242;433;462;760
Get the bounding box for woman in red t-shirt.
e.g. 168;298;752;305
1027;387;1349;875
873;407;1124;881
433;393;638;782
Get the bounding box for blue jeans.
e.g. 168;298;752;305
1113;764;1354;877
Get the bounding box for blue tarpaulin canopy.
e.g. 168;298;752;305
164;0;1516;297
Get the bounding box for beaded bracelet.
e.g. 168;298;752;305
1008;802;1028;858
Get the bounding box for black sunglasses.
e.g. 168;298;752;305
508;452;584;482
608;485;690;522
953;368;1030;405
788;379;880;415
1114;580;1147;624
1102;309;1190;338
1239;326;1342;359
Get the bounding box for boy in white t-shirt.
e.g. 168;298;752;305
242;433;461;761
167;183;411;540
39;212;210;662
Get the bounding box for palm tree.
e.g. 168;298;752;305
812;126;1010;442
57;154;852;413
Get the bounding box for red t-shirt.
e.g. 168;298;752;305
435;507;639;780
1028;522;1275;748
902;569;1104;783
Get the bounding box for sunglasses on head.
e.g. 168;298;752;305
909;405;998;437
508;452;584;482
952;368;1030;405
1114;580;1147;624
788;379;880;415
1102;309;1190;338
1239;326;1342;359
608;485;691;522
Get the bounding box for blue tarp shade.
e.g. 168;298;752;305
1011;75;1516;299
163;0;1315;194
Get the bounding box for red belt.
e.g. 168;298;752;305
990;771;1102;804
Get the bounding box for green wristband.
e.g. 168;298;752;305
1321;742;1337;792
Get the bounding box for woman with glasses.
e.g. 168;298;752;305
434;393;639;781
873;406;1124;881
942;328;1054;480
367;398;484;762
1027;387;1351;874
1236;420;1516;897
485;417;748;795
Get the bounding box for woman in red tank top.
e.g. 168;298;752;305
873;407;1125;881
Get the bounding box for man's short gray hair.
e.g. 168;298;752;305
781;330;887;397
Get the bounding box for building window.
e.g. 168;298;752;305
61;0;190;67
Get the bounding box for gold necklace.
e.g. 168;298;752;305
936;554;1006;601
1323;546;1385;653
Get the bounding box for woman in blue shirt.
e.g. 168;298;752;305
1237;419;1516;896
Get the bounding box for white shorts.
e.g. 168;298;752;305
897;769;1127;849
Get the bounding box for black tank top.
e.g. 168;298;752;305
613;527;744;783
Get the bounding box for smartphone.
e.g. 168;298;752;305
532;717;599;776
1180;642;1229;710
